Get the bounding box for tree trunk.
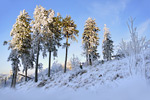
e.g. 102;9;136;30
86;48;88;65
48;50;51;77
11;73;14;87
11;66;18;88
89;54;92;65
86;54;88;65
64;37;68;73
13;66;18;88
25;67;28;81
5;77;7;86
88;43;92;66
18;73;32;79
35;42;40;82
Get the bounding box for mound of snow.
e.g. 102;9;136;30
0;76;150;100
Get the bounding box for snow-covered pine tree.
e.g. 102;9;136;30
82;17;100;65
62;16;79;73
42;9;62;77
4;9;32;87
102;24;113;61
10;9;33;82
31;5;46;82
8;50;20;88
4;39;20;88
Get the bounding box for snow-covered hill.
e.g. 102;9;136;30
0;52;150;100
16;58;130;90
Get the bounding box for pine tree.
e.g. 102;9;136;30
31;5;46;82
11;10;33;82
102;24;113;61
4;9;32;87
42;9;62;77
82;18;100;65
4;36;20;88
62;16;79;73
8;50;20;88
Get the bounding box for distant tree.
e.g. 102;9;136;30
102;24;113;61
82;17;100;65
62;16;79;73
70;54;80;70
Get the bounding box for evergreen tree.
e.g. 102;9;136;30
82;18;100;65
4;30;20;88
8;50;20;88
31;5;46;82
4;9;32;87
102;24;113;61
62;16;79;73
42;9;62;77
11;10;33;82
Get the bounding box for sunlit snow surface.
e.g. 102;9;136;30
0;57;150;100
0;76;150;100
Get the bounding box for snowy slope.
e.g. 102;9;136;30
0;52;150;100
15;58;130;90
0;76;150;100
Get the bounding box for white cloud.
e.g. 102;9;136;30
138;19;150;36
88;0;130;24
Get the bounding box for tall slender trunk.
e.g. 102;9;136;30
86;47;88;65
11;66;18;88
64;37;68;73
89;54;92;65
4;77;7;86
88;43;92;66
13;67;18;88
11;73;14;87
35;42;40;82
48;50;51;77
86;54;88;65
25;67;28;81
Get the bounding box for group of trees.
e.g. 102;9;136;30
4;5;114;88
82;18;114;65
4;5;79;88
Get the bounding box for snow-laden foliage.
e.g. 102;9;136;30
7;50;20;72
117;17;150;76
62;15;79;73
70;54;80;70
31;5;46;55
117;17;150;57
31;5;49;82
3;40;20;87
40;8;62;77
102;24;113;61
62;16;79;43
4;9;33;86
82;17;100;65
51;61;63;73
41;9;62;58
10;9;33;82
10;10;31;51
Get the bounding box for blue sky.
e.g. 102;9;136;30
0;0;150;74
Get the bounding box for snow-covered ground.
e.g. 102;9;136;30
0;55;150;100
0;76;150;100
